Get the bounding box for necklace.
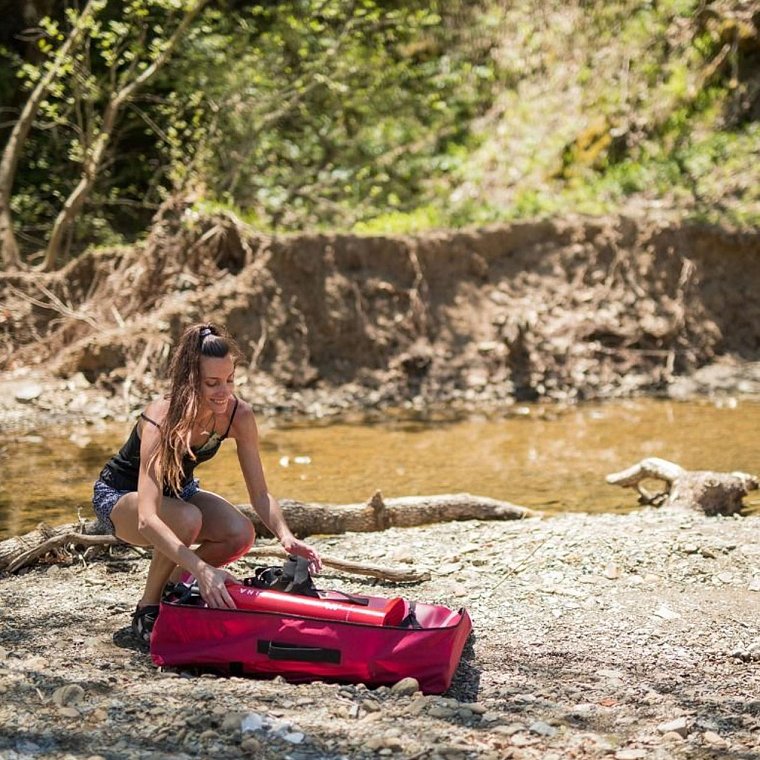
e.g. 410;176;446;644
197;410;217;435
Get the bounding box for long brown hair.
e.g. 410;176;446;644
149;322;241;494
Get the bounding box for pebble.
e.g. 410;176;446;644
240;713;264;732
240;736;261;754
57;706;81;718
14;383;43;402
657;716;690;736
653;604;680;620
53;684;85;707
529;720;557;737
389;677;419;696
703;730;728;747
428;706;457;719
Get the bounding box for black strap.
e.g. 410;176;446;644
317;589;370;607
399;601;422;629
221;397;239;438
280;555;319;597
257;640;341;664
140;412;161;429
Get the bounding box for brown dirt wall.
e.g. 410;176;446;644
2;207;760;421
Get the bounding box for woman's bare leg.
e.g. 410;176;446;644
188;489;256;568
110;492;203;606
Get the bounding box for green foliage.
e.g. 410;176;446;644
175;0;494;231
2;0;758;265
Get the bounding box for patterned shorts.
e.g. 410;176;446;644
92;477;200;535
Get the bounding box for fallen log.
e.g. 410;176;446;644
0;490;539;573
606;457;758;515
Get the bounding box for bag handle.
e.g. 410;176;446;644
257;639;341;664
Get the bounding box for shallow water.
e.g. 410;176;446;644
1;398;758;539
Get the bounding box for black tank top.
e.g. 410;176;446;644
99;398;239;495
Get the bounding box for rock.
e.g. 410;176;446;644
657;716;690;736
703;730;728;747
428;706;457;719
604;562;620;579
15;382;43;402
53;684;85;707
597;668;625;680
653;604;680;620
390;677;419;696
240;736;262;754
58;706;81;718
748;577;760;592
221;712;246;732
240;713;265;732
529;720;557;737
614;751;647;760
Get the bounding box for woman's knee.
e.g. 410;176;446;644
230;517;255;553
171;503;203;545
221;517;255;560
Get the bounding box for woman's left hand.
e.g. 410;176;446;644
281;534;323;575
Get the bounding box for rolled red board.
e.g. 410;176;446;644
225;583;406;627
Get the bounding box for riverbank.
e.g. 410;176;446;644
2;507;759;759
4;212;760;436
3;356;760;435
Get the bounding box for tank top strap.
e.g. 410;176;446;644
222;397;239;438
140;412;161;429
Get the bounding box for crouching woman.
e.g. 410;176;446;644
91;323;322;642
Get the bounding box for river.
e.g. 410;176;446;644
1;398;758;539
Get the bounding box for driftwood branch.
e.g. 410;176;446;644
241;490;539;538
607;457;758;515
244;547;429;583
0;491;538;573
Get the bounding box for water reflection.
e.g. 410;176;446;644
1;398;758;538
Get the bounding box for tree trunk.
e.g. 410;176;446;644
0;491;539;572
606;457;758;515
0;0;102;269
41;0;208;271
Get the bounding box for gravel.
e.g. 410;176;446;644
1;507;759;759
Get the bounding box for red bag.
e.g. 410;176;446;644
150;580;472;695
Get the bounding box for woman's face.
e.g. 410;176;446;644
199;354;235;413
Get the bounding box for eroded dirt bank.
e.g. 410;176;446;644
1;509;759;759
3;207;760;430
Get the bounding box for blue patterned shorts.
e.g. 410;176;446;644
92;477;200;535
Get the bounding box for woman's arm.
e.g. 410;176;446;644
233;402;323;573
136;408;237;607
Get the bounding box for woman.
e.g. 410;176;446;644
92;323;322;642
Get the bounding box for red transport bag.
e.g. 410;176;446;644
150;581;472;695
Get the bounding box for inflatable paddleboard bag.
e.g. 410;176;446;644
150;556;472;694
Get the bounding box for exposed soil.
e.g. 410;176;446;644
1;508;759;759
3;204;760;432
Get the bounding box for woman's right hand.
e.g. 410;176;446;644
196;563;239;608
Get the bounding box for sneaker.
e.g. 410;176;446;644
131;604;160;644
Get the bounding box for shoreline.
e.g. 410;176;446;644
3;359;760;436
2;507;759;759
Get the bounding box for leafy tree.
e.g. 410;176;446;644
179;1;494;229
1;0;209;270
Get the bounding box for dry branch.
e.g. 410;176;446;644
606;457;758;515
0;491;538;573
